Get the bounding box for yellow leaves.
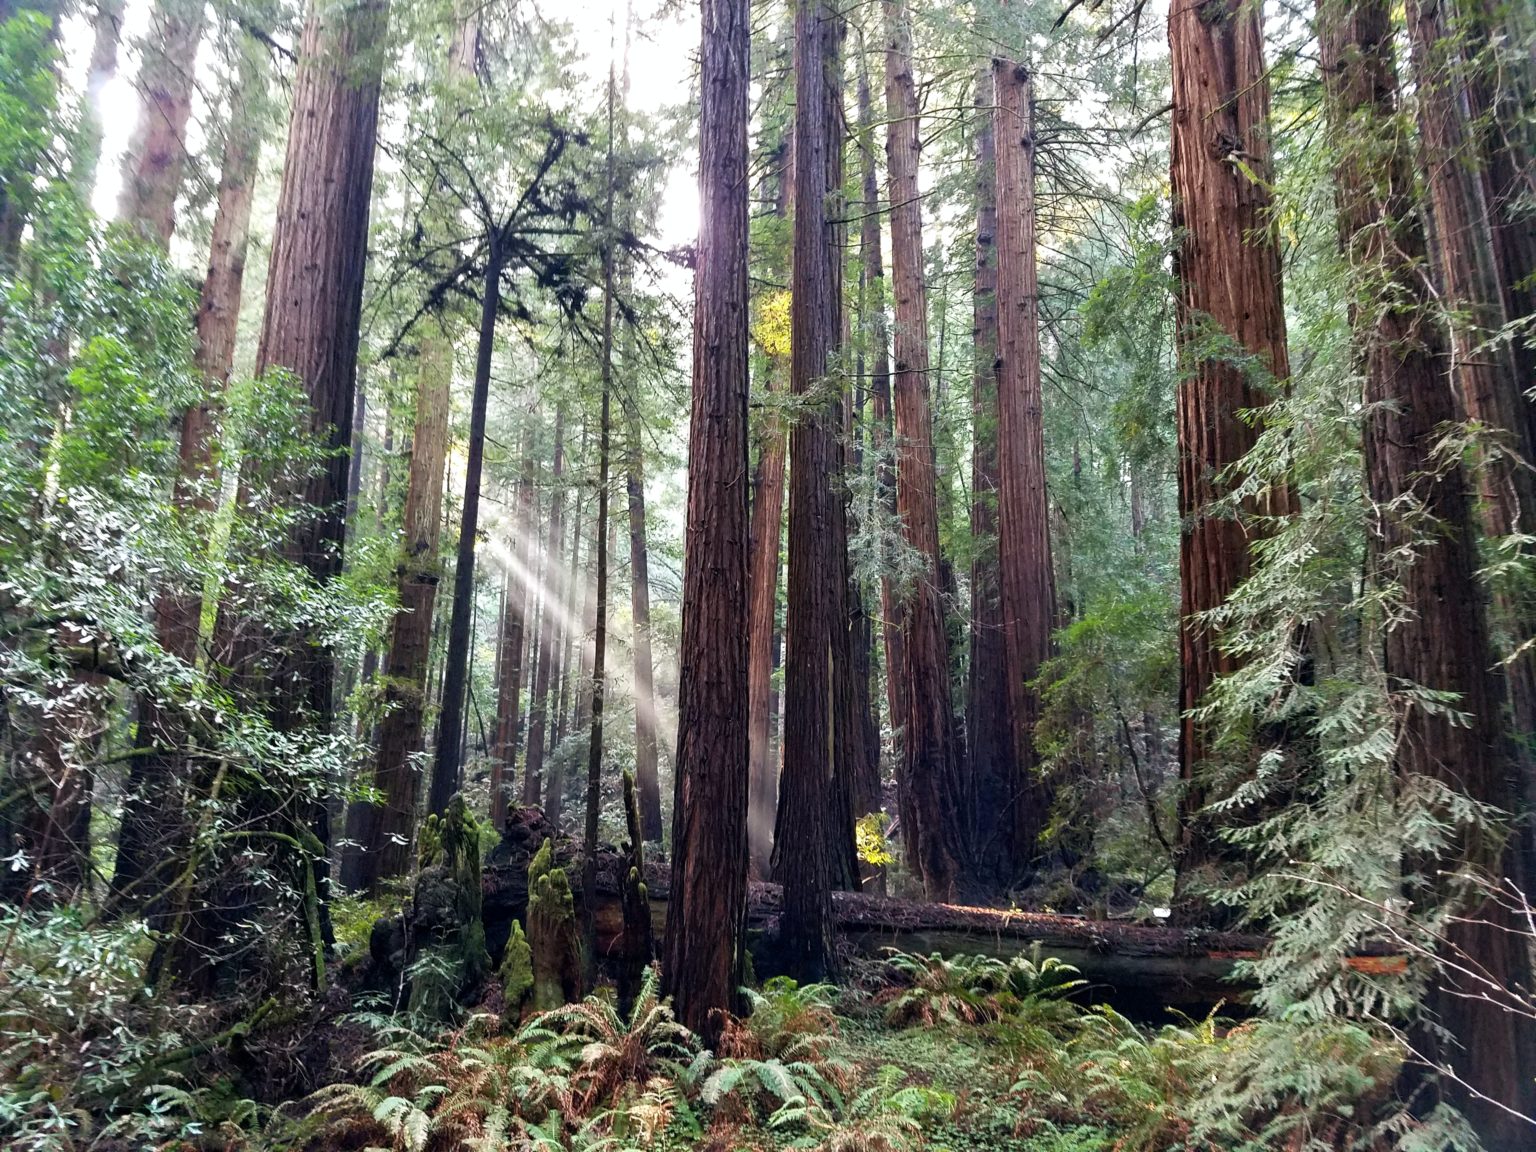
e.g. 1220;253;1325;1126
753;290;793;359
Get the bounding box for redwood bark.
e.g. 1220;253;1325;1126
992;60;1056;873
1167;0;1290;882
117;0;206;246
855;62;907;843
968;58;1012;884
1320;1;1536;1137
1406;0;1536;894
774;0;845;981
883;0;965;901
199;0;388;982
341;333;451;890
114;31;268;904
662;0;751;1041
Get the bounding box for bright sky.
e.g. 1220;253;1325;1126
57;0;702;259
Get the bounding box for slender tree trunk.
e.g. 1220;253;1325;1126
1167;0;1291;890
491;434;535;831
117;0;206;246
1320;2;1536;1138
524;411;567;807
856;61;907;850
883;0;966;900
113;31;269;905
968;56;1011;886
747;368;788;878
992;60;1056;875
774;0;845;981
582;64;619;980
625;382;662;841
342;335;451;889
428;244;504;818
74;0;125;196
662;0;751;1042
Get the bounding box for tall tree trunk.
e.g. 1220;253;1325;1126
1320;1;1536;1137
341;334;451;889
196;0;388;985
492;434;535;831
1167;0;1290;890
884;0;966;900
747;369;788;879
113;29;269;905
992;60;1056;876
774;0;845;981
117;0;206;246
1407;0;1536;896
855;60;907;856
662;0;751;1042
547;491;584;826
582;64;618;980
625;380;662;842
524;411;566;807
968;56;1011;886
74;0;125;196
428;243;504;818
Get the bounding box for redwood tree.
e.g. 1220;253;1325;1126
883;0;965;900
662;0;751;1040
1321;0;1536;1135
1167;0;1291;886
117;0;205;246
774;0;845;981
992;59;1056;875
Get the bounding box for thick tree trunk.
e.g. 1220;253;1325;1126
774;0;845;982
1407;0;1536;897
1167;0;1290;889
662;0;751;1042
196;0;388;986
429;246;504;818
523;412;567;808
883;0;966;901
1320;2;1536;1139
968;58;1012;886
992;61;1056;875
117;0;206;246
341;334;451;890
113;31;269;905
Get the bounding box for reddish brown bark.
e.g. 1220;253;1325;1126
117;0;205;247
1167;0;1291;883
883;0;965;900
774;0;845;981
1320;2;1536;1137
341;334;451;890
113;31;268;905
992;61;1056;873
968;58;1012;884
1407;0;1536;894
661;0;751;1041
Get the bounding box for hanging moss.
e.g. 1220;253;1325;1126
526;837;581;1010
499;920;534;1022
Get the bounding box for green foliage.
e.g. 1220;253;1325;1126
501;920;535;1021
